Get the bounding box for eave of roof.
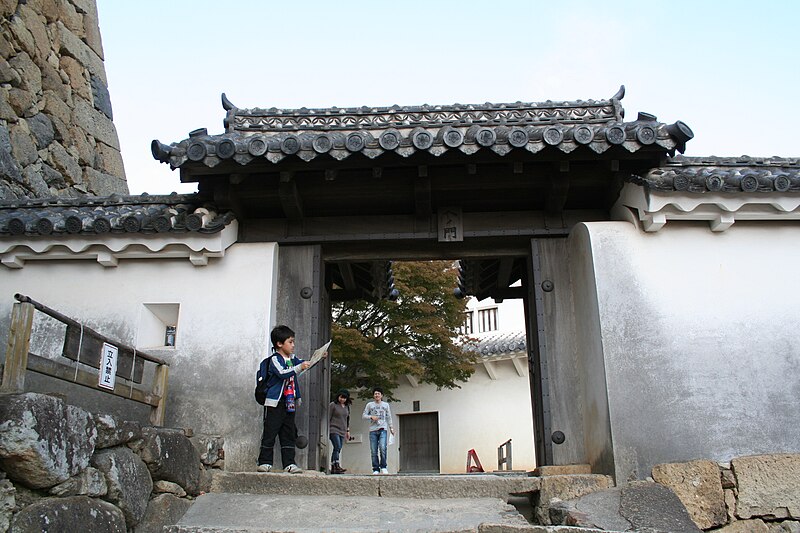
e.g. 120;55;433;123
151;87;694;171
0;193;235;237
630;156;800;194
463;330;527;359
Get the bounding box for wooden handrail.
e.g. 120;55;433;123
14;293;168;366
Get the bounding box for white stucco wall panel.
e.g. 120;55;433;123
0;242;279;471
584;221;800;482
341;358;536;475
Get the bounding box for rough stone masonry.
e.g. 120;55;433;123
0;0;127;200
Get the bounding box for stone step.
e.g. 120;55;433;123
209;471;544;501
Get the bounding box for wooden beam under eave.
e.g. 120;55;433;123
511;355;527;377
414;173;432;219
483;360;498;380
545;173;570;214
496;257;514;290
339;263;357;292
278;172;303;219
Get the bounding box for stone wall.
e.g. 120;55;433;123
0;0;127;200
0;392;222;532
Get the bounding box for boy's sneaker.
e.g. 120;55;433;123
380;468;389;475
284;464;302;474
257;464;272;473
372;470;380;475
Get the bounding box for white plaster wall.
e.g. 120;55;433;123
465;294;526;335
0;242;278;471
583;221;800;482
339;356;535;474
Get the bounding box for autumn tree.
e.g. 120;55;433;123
330;260;476;399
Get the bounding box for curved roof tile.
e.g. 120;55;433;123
0;193;235;237
152;88;694;169
631;156;800;193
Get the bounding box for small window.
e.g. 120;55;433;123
478;307;498;333
139;303;180;348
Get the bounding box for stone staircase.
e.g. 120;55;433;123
166;467;618;533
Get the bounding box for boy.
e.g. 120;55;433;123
257;325;312;474
362;387;394;475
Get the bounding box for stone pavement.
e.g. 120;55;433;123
165;493;532;532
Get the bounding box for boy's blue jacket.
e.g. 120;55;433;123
263;352;304;407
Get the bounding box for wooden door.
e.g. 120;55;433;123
399;412;439;473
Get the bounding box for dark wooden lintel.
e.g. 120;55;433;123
278;174;303;219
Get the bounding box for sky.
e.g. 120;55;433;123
96;1;800;195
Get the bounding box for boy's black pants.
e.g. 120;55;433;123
258;398;297;467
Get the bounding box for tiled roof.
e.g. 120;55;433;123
631;156;800;193
0;194;235;237
151;87;694;169
463;331;527;359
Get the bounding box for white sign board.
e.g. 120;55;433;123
98;342;119;390
438;207;463;242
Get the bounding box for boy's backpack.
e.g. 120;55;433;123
254;354;274;405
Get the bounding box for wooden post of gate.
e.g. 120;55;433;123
149;364;169;426
1;302;35;393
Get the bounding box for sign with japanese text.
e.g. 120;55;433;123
438;207;463;242
98;342;119;390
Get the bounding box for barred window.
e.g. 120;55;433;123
478;307;498;332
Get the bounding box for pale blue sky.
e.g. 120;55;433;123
97;1;800;194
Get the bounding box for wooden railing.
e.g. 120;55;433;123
497;438;513;471
1;294;169;425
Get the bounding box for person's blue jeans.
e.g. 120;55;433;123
330;433;344;463
369;429;387;471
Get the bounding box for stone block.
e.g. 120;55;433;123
56;21;106;84
0;57;21;85
132;427;203;496
8;15;37;59
47;141;82;183
18;4;51;61
0;393;96;489
93;413;142;449
27;112;55;149
7;87;35;116
190;434;224;467
153;480;187;497
92;447;153;527
60;54;91;101
0;479;14;533
95;141;125;178
0;125;23;184
535;474;613;525
10;122;38;166
40;60;71;101
135;494;193;533
72;96;120;149
59;0;85;36
43;89;72;125
733;454;800;520
0;90;16;121
67;124;94;164
210;470;380;497
83;12;104;59
10;495;126;533
0;0;15;18
83;166;128;196
8;51;42;95
91;73;112;119
22;163;50;196
49;466;107;497
717;519;769;532
768;521;800;533
40;162;65;187
534;464;592;476
29;0;61;23
652;459;726;529
379;474;541;501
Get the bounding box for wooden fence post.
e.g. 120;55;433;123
149;364;169;426
1;302;35;393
